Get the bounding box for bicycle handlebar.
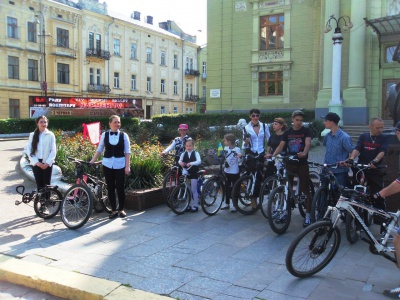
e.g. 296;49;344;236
67;156;102;166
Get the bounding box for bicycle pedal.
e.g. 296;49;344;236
15;200;22;205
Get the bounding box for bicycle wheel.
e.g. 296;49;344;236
232;175;259;215
33;188;62;219
259;175;279;219
201;176;225;216
267;186;292;234
345;209;361;244
61;184;93;230
100;183;113;214
169;184;190;215
162;171;179;208
286;221;341;278
310;186;332;223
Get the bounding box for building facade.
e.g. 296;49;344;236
1;0;202;119
206;0;400;125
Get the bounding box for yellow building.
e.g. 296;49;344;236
0;0;202;119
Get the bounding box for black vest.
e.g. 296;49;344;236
104;132;125;158
182;151;199;176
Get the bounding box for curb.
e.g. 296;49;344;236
0;254;172;300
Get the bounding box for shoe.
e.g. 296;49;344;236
383;287;400;299
109;212;118;219
231;208;237;213
119;211;126;218
276;213;287;224
185;206;192;212
191;206;198;213
221;204;230;210
303;217;311;228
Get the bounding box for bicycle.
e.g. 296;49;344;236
15;184;62;219
60;157;112;229
285;188;398;278
266;156;320;234
162;154;182;208
169;165;206;215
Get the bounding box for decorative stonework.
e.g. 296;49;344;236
235;1;247;12
259;50;283;60
259;0;285;9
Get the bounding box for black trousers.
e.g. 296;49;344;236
32;159;53;190
103;165;126;211
224;172;240;204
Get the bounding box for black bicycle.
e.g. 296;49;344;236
15;184;62;219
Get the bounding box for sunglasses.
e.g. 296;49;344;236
251;114;260;118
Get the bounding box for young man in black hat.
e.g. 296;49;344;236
321;112;354;188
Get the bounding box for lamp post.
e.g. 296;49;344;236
324;15;353;123
34;13;50;97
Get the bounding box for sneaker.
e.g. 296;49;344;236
185;206;192;212
231;208;237;213
191;206;199;213
383;287;400;299
303;217;311;228
221;204;230;210
276;212;287;224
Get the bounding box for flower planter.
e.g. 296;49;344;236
125;187;163;211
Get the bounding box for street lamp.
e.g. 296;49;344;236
324;15;353;123
34;13;51;96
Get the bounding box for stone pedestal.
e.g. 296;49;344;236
125;188;163;211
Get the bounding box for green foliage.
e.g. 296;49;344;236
308;119;325;140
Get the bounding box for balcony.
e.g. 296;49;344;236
88;84;111;93
185;94;199;102
86;48;111;60
185;69;200;77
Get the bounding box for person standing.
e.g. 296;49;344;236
242;108;271;207
265;117;287;178
90;115;131;219
348;117;389;213
26;116;57;191
221;133;242;213
321;112;353;188
161;124;190;165
272;110;313;227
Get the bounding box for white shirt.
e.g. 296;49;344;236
224;146;241;174
96;130;131;169
242;121;270;154
27;129;56;166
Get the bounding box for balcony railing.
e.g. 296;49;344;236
88;84;111;93
185;94;199;102
86;48;111;60
184;69;200;77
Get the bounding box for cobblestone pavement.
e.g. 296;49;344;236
0;139;396;300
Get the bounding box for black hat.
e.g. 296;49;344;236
395;121;400;131
321;112;340;124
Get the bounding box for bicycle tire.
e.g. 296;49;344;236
33;188;62;219
310;186;331;223
285;221;341;278
345;209;361;244
201;176;225;216
259;175;279;219
267;186;292;234
61;184;94;230
98;182;113;214
169;184;190;215
162;171;179;208
232;175;259;215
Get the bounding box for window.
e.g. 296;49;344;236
259;71;283;96
385;45;397;63
186;57;193;70
173;106;178;114
27;21;37;43
7;17;18;38
57;63;70;84
114;39;120;55
161;79;165;93
202;61;207;75
186;107;193;113
57;28;69;48
161;51;166;65
146;47;152;62
8;56;19;79
96;69;101;85
160;106;166;114
147;77;151;92
89;32;94;50
174;54;178;68
130;43;137;59
186;83;193;98
114;72;120;88
202;86;206;99
89;68;94;85
131;75;137;90
173;81;178;94
28;59;38;81
9;99;20;119
260;14;284;50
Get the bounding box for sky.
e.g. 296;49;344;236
103;0;207;45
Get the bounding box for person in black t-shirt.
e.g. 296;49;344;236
348;117;389;212
272;110;313;227
265;117;287;178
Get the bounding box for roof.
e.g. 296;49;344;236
364;14;400;37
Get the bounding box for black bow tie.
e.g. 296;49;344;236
252;123;259;128
110;132;118;136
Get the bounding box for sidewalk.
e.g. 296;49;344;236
0;141;397;300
